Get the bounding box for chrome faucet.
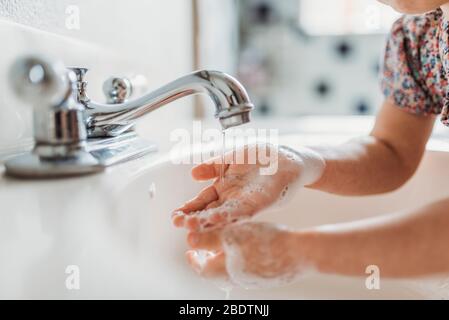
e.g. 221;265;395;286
5;55;254;178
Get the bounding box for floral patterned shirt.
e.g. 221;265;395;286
381;9;449;124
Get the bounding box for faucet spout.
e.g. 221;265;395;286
85;70;254;137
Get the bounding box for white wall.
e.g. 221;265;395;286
197;0;239;73
195;0;239;118
0;0;194;159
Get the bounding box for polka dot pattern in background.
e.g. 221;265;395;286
237;0;395;117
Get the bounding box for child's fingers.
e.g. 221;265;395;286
206;201;221;210
191;162;229;181
186;250;226;277
187;231;222;251
191;151;236;181
175;185;219;214
172;211;185;227
184;200;256;232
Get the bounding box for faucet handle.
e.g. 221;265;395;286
102;77;133;104
68;67;88;82
10;55;71;106
68;67;90;104
9;55;88;156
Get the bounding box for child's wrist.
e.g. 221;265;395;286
279;145;326;186
291;230;327;276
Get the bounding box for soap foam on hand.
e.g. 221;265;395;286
221;222;316;290
175;144;326;232
278;145;326;187
188;249;235;298
215;147;325;289
252;145;326;210
181;145;325;290
182;199;250;232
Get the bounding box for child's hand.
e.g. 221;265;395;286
185;222;311;288
172;144;325;232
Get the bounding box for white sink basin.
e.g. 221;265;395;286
2;136;449;299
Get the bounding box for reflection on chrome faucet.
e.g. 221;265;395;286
5;55;254;179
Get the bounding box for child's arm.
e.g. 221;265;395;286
186;197;449;282
308;99;435;195
297;197;449;278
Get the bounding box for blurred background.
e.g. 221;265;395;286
196;0;399;118
0;0;400;158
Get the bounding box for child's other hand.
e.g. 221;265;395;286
172;144;324;232
185;222;310;288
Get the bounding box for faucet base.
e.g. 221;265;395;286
87;131;157;167
4;151;104;179
4;132;157;179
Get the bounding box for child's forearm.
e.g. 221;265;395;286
306;100;435;196
308;136;409;195
296;197;449;278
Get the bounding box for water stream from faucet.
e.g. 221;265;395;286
220;130;226;187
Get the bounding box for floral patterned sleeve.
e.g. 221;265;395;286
381;13;445;116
